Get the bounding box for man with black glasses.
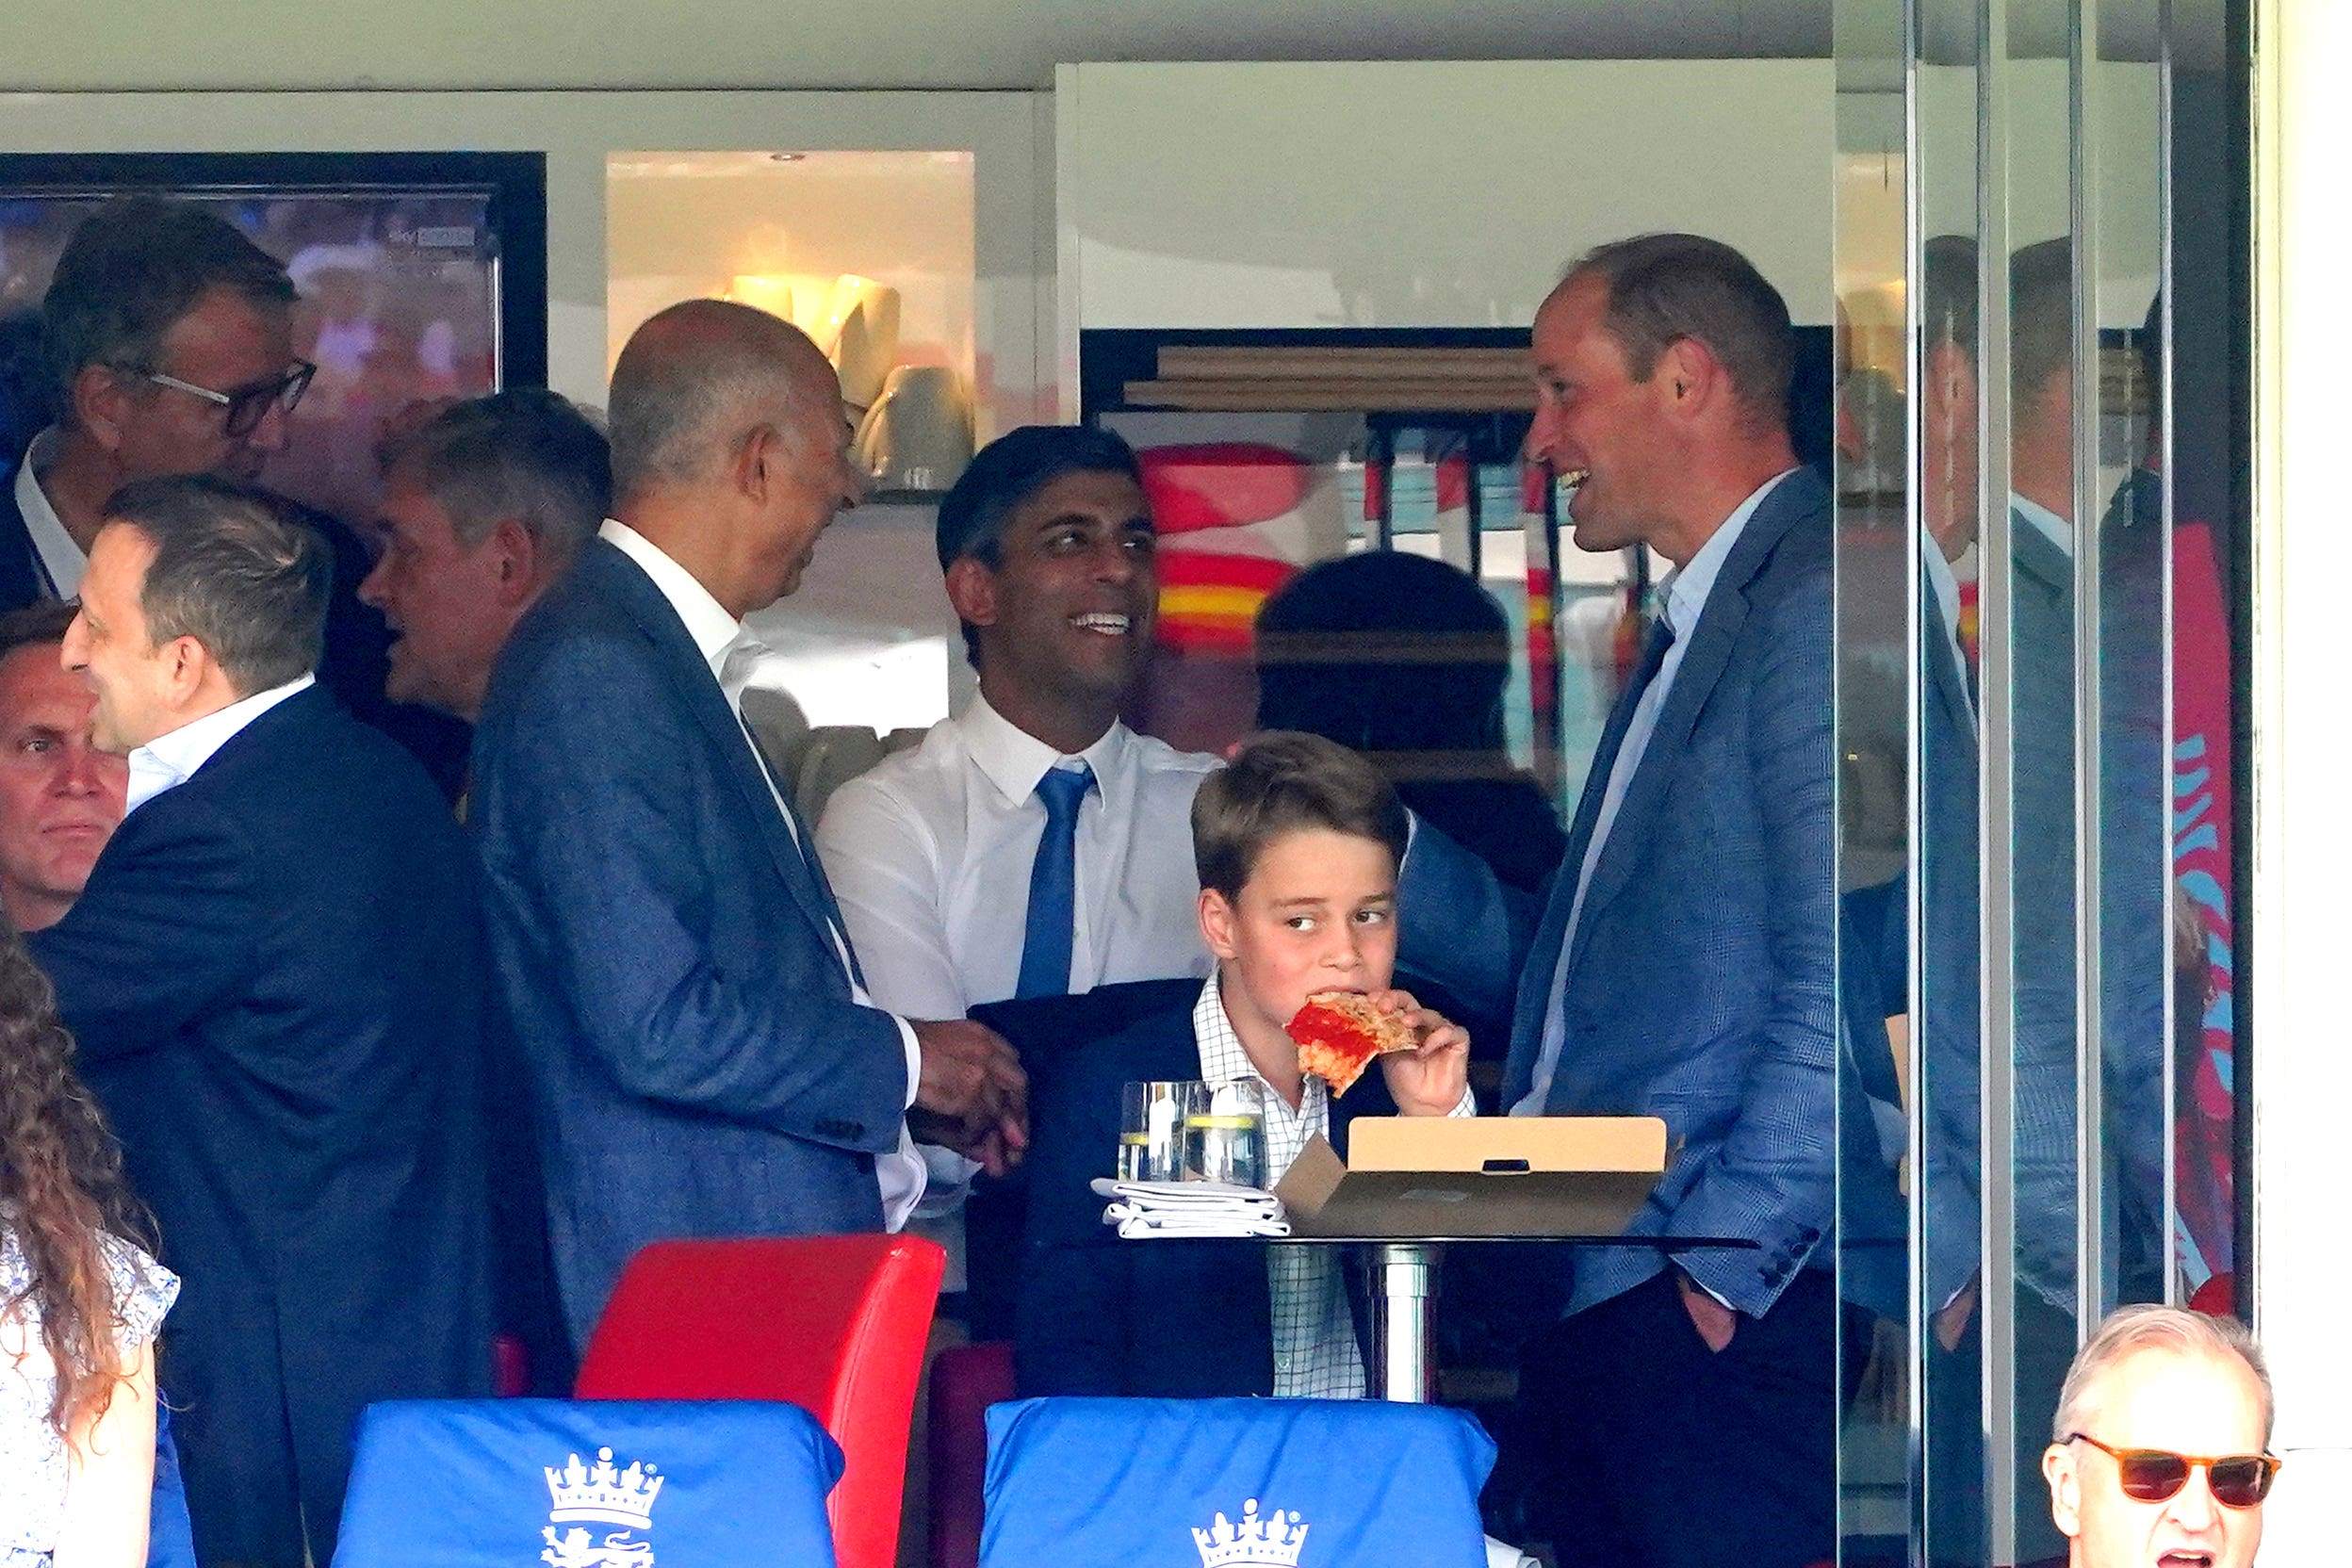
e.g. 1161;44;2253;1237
0;195;312;608
1;193;472;794
2042;1305;2279;1568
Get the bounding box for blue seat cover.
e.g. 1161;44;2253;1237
981;1396;1494;1568
333;1398;842;1568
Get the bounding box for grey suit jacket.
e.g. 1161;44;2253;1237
470;539;911;1347
1402;468;1838;1318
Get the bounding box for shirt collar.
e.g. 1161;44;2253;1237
2011;493;2074;560
1923;540;1965;641
599;518;742;678
14;431;87;600
125;674;314;816
1192;969;1252;1086
956;690;1132;808
1659;467;1797;639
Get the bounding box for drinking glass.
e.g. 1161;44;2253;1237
1183;1079;1268;1188
1119;1080;1194;1182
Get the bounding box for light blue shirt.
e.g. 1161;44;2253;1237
123;675;315;816
1513;468;1798;1117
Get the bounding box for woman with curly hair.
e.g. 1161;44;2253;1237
0;925;174;1568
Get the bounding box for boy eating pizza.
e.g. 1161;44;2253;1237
1015;731;1473;1397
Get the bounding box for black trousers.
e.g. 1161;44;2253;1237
1924;1287;2077;1568
1513;1267;1855;1568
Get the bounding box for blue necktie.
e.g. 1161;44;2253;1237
1016;762;1096;1000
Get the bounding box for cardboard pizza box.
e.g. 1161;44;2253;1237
1272;1116;1670;1240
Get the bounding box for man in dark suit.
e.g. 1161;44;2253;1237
1911;237;2172;1568
470;300;1025;1350
1401;235;1845;1567
28;475;491;1567
1;194;470;794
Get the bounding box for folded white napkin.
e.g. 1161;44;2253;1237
1483;1536;1539;1568
1091;1178;1289;1238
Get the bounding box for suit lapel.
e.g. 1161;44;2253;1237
1498;629;1661;1102
1921;558;1975;739
583;543;841;948
1567;471;1822;968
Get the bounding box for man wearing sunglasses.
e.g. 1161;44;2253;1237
2044;1304;2278;1568
1;194;309;610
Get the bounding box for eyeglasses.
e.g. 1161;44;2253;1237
2066;1432;2281;1508
142;361;316;438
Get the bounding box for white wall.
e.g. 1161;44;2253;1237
0;90;1052;429
1056;59;1838;357
2253;0;2352;1560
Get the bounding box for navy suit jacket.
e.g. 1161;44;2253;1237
470;538;911;1348
0;455;46;607
27;684;491;1562
1015;992;1392;1398
1400;468;1838;1319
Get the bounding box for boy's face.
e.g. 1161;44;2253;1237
1200;826;1399;1039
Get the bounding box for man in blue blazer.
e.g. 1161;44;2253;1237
28;476;491;1567
1402;235;1845;1568
470;301;1025;1350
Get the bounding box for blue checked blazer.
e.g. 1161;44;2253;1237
470;539;911;1348
1399;468;1837;1319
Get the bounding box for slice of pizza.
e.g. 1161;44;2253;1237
1286;990;1419;1098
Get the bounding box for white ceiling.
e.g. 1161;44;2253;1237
7;0;1838;93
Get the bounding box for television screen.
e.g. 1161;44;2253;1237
0;188;505;528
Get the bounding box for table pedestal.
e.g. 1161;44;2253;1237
1362;1241;1443;1401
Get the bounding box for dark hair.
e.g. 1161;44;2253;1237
934;424;1142;572
1254;552;1511;755
41;196;295;426
0;924;152;1435
102;475;330;695
1192;731;1410;902
2008;237;2075;406
1566;233;1796;433
382;390;611;567
0;600;78;665
1920;233;2076;403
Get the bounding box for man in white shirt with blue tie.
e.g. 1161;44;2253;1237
818;425;1218;1021
817;425;1220;1308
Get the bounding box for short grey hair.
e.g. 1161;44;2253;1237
382;390;611;568
607;299;824;502
2053;1305;2275;1446
102;475;329;696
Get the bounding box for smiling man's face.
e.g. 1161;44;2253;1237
961;467;1159;710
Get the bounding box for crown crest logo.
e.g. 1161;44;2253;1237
545;1446;664;1528
1192;1498;1309;1568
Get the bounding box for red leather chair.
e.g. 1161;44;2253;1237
576;1234;946;1568
926;1339;1016;1568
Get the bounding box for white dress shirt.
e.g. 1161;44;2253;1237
125;675;314;816
1515;468;1798;1117
13;433;87;600
598;519;928;1228
1924;539;1976;732
1191;969;1476;1398
816;692;1221;1021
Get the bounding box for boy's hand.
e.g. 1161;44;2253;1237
1368;988;1471;1116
